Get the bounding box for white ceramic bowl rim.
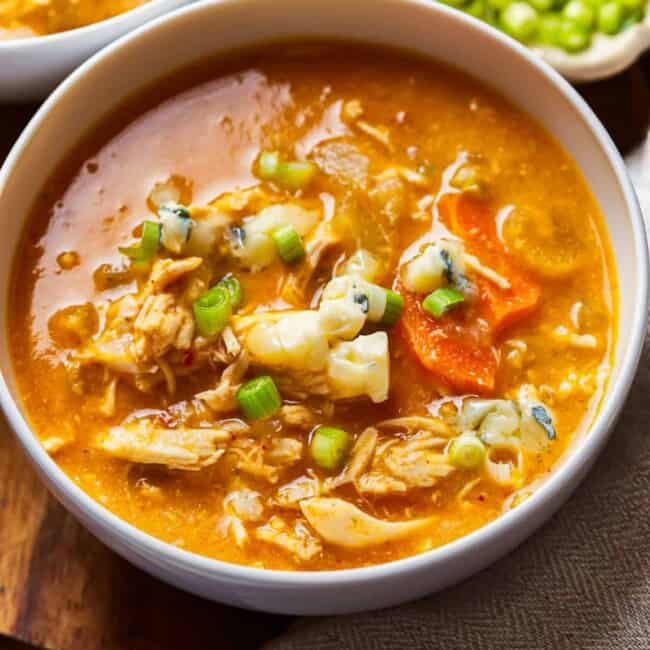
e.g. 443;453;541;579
0;0;184;49
0;0;647;590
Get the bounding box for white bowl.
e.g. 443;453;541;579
0;0;193;102
0;0;647;615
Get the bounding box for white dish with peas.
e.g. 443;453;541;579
443;0;649;80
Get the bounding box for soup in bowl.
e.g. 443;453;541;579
0;0;646;614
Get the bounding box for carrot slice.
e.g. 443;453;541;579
399;283;497;394
397;194;541;395
440;194;541;334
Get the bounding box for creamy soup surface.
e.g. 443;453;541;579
9;44;616;570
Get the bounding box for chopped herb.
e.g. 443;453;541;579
354;293;370;314
532;405;556;440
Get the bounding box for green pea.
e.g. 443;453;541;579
465;0;487;18
562;0;595;28
501;2;540;41
597;1;624;33
528;0;554;11
558;20;592;50
621;7;645;27
486;0;511;11
538;13;564;43
620;0;645;12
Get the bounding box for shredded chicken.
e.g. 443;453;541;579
255;516;322;562
356;472;407;495
196;351;249;413
272;475;321;509
132;293;195;362
300;498;435;548
265;438;303;466
325;427;378;491
228;436;302;484
379;431;455;488
280;221;341;304
224;489;264;522
148;257;203;293
280;404;316;430
216;515;248;547
98;377;118;417
99;420;231;471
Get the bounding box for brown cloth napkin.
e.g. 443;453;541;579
265;153;650;650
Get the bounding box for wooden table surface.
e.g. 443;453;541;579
1;55;649;650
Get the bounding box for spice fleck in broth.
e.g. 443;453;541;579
9;44;616;570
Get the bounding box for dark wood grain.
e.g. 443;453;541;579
0;58;648;650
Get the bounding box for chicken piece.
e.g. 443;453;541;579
216;515;249;547
148;257;203;293
325;427;377;491
272;475;321;509
266;438;303;466
132;293;195;362
99;420;231;471
279;404;316;430
42;436;71;455
196;351;249;413
224;489;264;522
228;436;300;484
255;516;322;562
280;221;341;304
376;416;452;437
356;473;407;496
98;377;118;417
380;432;455;488
300;498;435;548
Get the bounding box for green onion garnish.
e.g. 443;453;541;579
422;287;465;318
309;426;352;472
256;150;318;191
217;275;243;309
272;224;306;263
279;161;318;191
257;151;281;180
236;375;282;420
448;436;487;470
380;289;404;327
118;220;160;267
193;285;232;337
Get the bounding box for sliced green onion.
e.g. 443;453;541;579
217;275;243;309
279;161;319;191
272;224;306;263
422;287;465;318
309;426;352;472
257;151;281;180
118;220;160;267
193;285;232;336
236;375;282;420
256;150;319;191
380;289;404;327
448;436;487;470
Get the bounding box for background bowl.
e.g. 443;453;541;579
0;0;193;102
0;0;647;615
